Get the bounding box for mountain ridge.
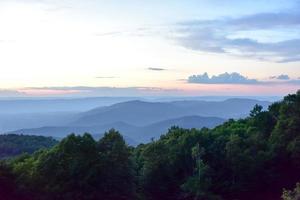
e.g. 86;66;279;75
9;115;226;144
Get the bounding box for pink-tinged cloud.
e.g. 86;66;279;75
5;84;299;97
179;83;300;96
17;89;80;96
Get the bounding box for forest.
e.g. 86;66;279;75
0;91;299;200
0;134;58;159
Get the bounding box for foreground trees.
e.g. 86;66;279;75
8;130;135;200
0;91;299;200
136;91;300;200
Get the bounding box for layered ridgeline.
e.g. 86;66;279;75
9;98;270;144
0;91;299;200
11;116;225;145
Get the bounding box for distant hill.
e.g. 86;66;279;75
72;99;271;126
0;112;77;132
170;98;271;118
0;98;271;133
0;97;141;114
10;115;225;144
6;98;270;144
73;100;184;126
8;122;136;138
132;115;226;143
0;134;58;159
0;97;141;132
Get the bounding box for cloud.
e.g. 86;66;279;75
0;89;25;97
179;12;300;30
277;74;290;80
270;74;290;80
188;72;258;84
226;13;300;30
95;76;117;79
174;11;300;62
147;67;166;71
94;31;123;37
176;78;187;82
188;72;300;85
18;86;182;97
93;26;152;38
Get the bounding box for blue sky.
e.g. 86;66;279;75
0;0;299;96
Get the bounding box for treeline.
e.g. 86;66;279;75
0;91;299;200
0;134;58;159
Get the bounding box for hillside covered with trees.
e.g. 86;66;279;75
0;91;299;200
0;134;58;159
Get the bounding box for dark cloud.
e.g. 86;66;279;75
277;74;290;80
176;78;187;82
270;74;290;80
174;11;300;62
147;67;166;71
188;72;258;84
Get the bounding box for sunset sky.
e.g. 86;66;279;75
0;0;299;97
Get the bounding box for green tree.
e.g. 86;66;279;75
97;129;136;200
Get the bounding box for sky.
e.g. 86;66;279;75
0;0;299;97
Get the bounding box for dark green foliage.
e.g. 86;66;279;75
96;129;136;200
134;91;300;200
7;130;135;200
0;161;24;200
0;134;58;159
0;91;299;200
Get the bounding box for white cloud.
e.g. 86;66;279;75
188;72;258;84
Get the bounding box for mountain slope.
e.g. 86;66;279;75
72;99;271;126
72;100;183;126
8;122;138;145
7;98;270;144
132;115;226;143
9;115;225;144
170;98;271;118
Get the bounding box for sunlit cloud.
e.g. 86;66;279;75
188;72;258;84
187;72;300;85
